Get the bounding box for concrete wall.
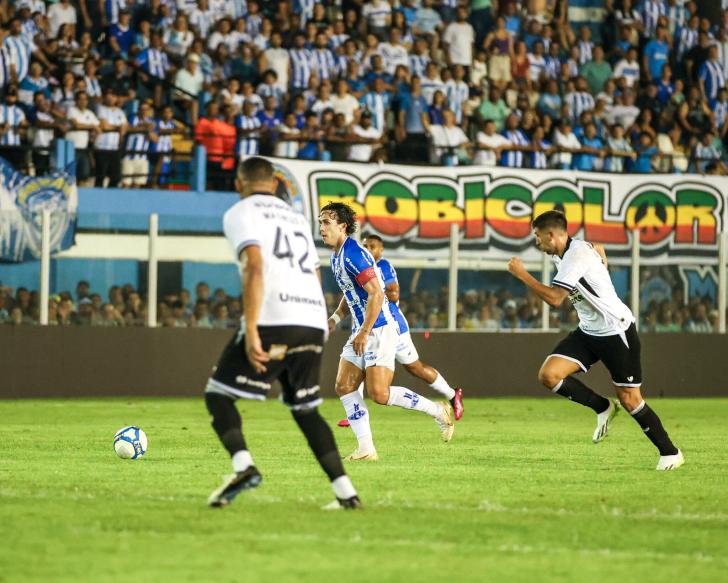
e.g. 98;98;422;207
1;328;725;399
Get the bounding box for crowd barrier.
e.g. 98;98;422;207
1;328;725;399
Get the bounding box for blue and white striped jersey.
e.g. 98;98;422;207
577;40;593;65
359;91;391;131
0;104;25;145
640;0;666;38
699;60;725;101
421;78;446;105
712;99;728;129
566;91;595;122
500;129;529;168
189;8;215;38
409;54;430;78
136;47;169;79
330;34;349;50
377;257;408;334
236;114;261;157
105;0;127;24
289;48;314;89
152;119;176;153
311;48;336;81
293;0;315;25
94;105;127;150
85;75;102;99
246;13;262;37
674;25;698;60
124;115;152;159
4;34;34;83
531;139;550;169
331;237;394;334
445;79;469;124
543;55;561;79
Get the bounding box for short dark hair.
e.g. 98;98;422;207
237;156;274;183
320;201;358;235
363;233;383;245
533;210;567;231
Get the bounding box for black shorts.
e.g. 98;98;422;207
206;325;325;411
550;323;642;387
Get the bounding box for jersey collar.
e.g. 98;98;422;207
559;236;572;258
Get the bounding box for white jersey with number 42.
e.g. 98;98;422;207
551;238;635;336
223;194;328;332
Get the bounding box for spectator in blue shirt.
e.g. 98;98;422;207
630;132;658;173
109;9;135;58
397;76;429;162
428;90;446;125
654;64;675;105
536;80;562;120
573;123;605;171
643;25;670;82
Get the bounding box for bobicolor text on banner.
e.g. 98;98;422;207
269;159;727;266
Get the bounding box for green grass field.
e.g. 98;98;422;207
1;397;727;583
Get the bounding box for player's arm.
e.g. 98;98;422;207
241;245;270;373
328;295;349;332
507;257;569;308
385;281;399;303
353;278;384;356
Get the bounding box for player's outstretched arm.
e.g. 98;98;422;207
352;279;384;356
507;257;570;308
241;245;270;374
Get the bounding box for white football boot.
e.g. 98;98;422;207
656;449;684;471
593;399;620;443
343;448;379;461
435;402;455;442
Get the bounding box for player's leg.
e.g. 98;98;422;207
334;354;376;460
280;332;362;508
397;331;464;419
603;325;682;469
540;331;616;442
366;326;454;442
204;330;271;507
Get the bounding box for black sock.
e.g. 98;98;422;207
205;393;248;457
554;376;610;414
631;402;679;456
292;408;346;482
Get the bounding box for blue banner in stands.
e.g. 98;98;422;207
0;159;78;262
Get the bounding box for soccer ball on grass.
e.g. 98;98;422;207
114;426;148;459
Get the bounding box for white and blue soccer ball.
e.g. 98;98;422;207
113;426;148;459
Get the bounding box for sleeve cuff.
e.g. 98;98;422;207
553;280;574;292
235;239;261;258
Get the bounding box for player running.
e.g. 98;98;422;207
319;202;454;461
507;210;684;470
205;157;362;509
336;234;464;428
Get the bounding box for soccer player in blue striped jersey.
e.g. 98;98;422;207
320;203;455;461
358;235;464;418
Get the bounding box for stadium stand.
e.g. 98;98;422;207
0;0;726;189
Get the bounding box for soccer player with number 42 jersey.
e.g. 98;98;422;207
205;158;361;509
508;210;683;471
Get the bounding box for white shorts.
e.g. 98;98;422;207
341;324;398;371
395;331;419;365
121;156;149;186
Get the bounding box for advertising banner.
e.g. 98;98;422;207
272;159;727;265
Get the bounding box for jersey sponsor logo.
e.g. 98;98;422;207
278;292;324;306
568;289;584;305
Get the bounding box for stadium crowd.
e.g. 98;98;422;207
0;270;723;332
0;0;725;190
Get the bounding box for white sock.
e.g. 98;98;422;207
232;450;253;473
429;373;456;400
387;386;439;417
331;475;357;500
357;382;365;398
340;391;375;451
